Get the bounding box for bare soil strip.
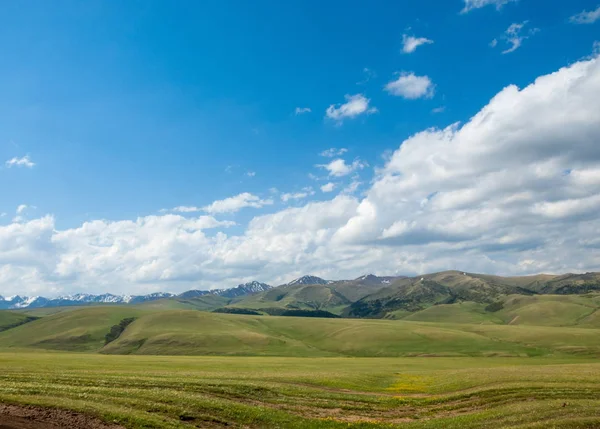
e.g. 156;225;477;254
0;404;124;429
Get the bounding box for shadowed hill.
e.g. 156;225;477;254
0;311;37;332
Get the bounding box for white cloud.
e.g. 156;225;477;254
325;94;378;123
171;206;202;213
203;193;273;214
5;58;600;296
12;205;30;223
432;106;446;114
5;156;35;168
492;22;539;54
247;171;256;177
336;57;600;259
321;182;336;193
318;158;367;177
320;148;348;158
570;6;600;24
343;177;362;194
281;188;315;203
461;0;517;13
402;35;433;54
295;107;312;115
385;72;435;99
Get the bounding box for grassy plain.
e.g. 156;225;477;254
1;352;599;428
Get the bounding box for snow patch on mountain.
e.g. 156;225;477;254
287;275;329;286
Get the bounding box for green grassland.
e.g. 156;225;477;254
1;352;600;428
2;306;600;358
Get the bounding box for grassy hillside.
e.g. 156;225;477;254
0;311;37;332
2;307;600;357
391;294;600;327
0;307;145;352
134;295;230;311
399;302;503;324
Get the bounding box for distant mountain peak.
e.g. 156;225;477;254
177;281;271;300
288;275;329;286
356;274;378;281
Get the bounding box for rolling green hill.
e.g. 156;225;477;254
0;311;37;332
2;306;600;357
0;307;146;352
389;294;600;327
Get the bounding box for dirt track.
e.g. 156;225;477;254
0;404;124;429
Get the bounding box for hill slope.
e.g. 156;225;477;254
2;307;600;357
0;311;37;332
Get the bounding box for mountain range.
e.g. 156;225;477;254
4;272;600;319
0;281;273;310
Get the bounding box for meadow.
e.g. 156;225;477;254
2;352;600;428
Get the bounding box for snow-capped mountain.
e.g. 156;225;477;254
0;292;174;310
287;275;330;286
0;282;270;310
217;281;272;298
178;281;272;300
353;274;400;285
0;295;47;310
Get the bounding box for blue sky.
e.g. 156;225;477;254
1;0;600;296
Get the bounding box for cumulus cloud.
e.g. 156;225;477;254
461;0;517;13
402;35;433;53
318;159;367;177
294;107;312;115
321;182;336;193
203;193;273;214
5;156;35;168
385;72;435;99
492;22;539;54
325;94;377;123
570;5;600;24
336;57;600;263
5;58;600;296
